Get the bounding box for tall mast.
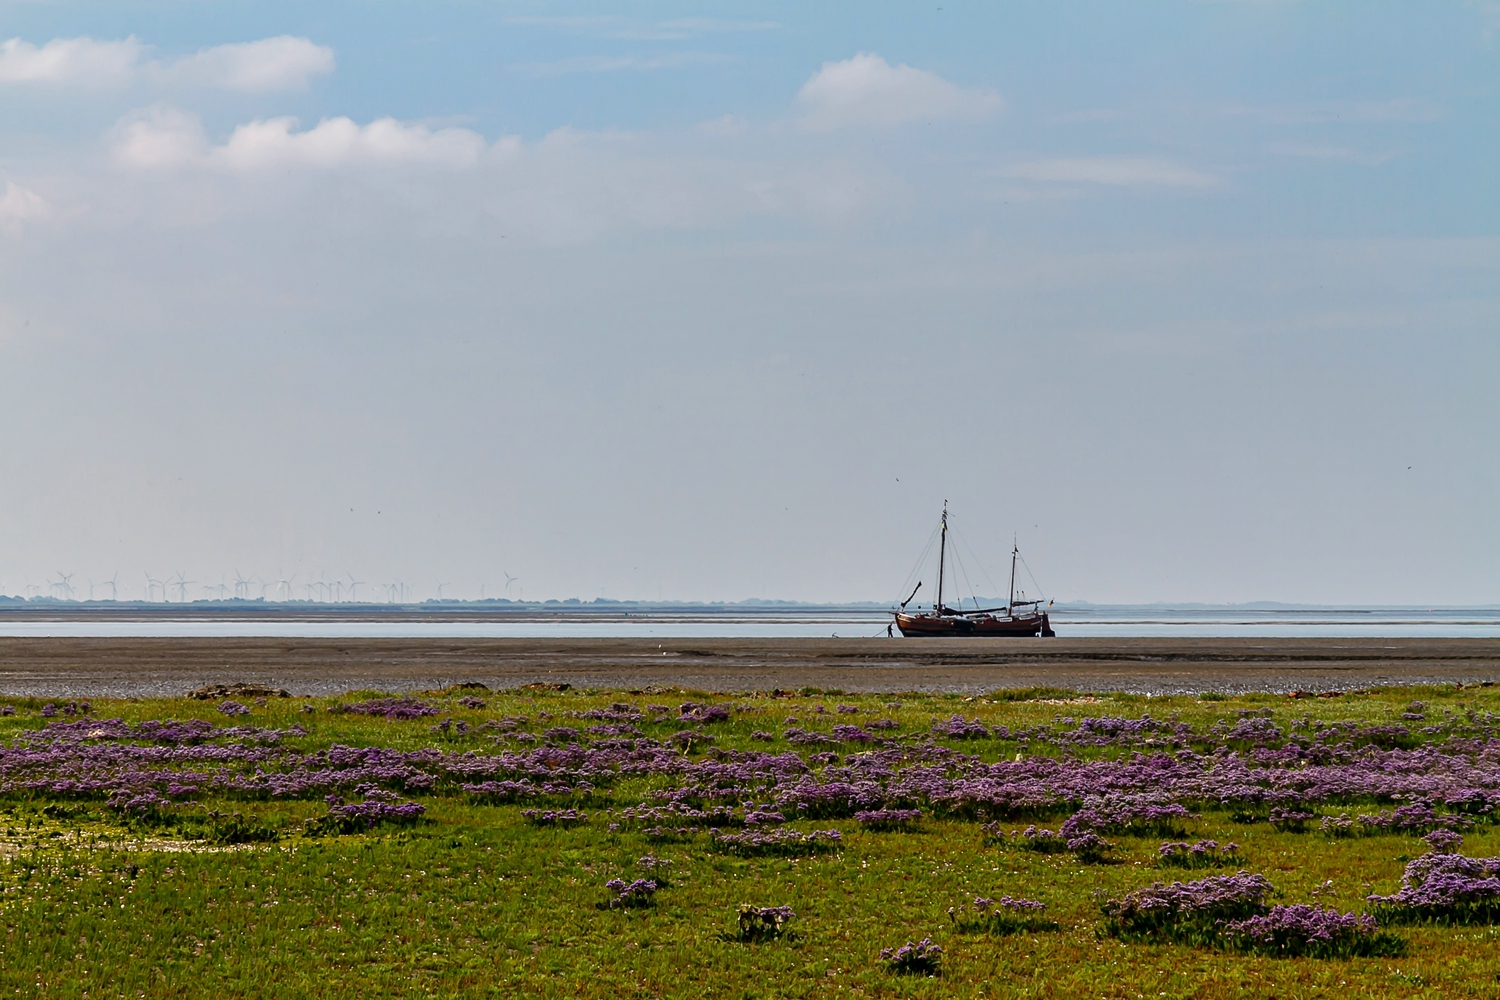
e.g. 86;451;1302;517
1007;535;1018;616
936;501;948;613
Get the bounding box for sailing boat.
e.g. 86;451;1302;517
891;502;1056;637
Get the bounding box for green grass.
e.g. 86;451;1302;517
2;684;1499;998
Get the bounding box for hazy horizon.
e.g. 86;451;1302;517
2;3;1496;606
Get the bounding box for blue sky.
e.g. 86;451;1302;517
0;2;1496;603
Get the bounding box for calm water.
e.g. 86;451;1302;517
0;606;1496;638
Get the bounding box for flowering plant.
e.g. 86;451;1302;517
735;904;795;941
1224;905;1403;958
880;938;943;976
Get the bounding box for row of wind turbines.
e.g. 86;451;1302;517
14;570;522;604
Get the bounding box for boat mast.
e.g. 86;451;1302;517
1007;535;1018;616
936;501;948;613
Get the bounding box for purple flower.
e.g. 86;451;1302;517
218;701;250;717
737;904;795;940
333;698;438;720
1224;905;1399;957
520;808;588;827
932;715;990;740
854;808;922;830
1369;852;1500;922
880;938;943;976
604;878;658;908
1100;873;1274;939
710;828;843;856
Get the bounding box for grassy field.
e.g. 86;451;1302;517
3;683;1499;998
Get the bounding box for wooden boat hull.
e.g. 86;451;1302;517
895;612;1054;638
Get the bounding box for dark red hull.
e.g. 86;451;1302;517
894;611;1054;637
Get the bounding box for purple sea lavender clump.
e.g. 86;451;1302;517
520;808;588;827
1062;795;1197;837
949;896;1055;934
1017;826;1069;853
1268;808;1315;832
579;703;643;723
459;696;487;710
336;698;438;720
866;718;899;730
749;730;775;742
218;701;250;717
1224;905;1401;957
679;703;731;724
1368;852;1500;923
831;725;875;744
710;827;843;856
1064;832;1115;863
636;854;673;882
319;786;426;832
854;808;922;830
40;703;57;718
931;715;990;740
1424;829;1464;854
880;938;943;976
836;704;860;714
604;878;658;908
1158;840;1243;869
743;806;786;827
1356;802;1471;835
668;729;715;752
106;789;171;815
736;904;795;941
1320;813;1355;837
782;728;840;747
1099;872;1274;941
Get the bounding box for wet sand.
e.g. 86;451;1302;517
0;636;1498;698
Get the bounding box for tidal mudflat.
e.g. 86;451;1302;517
6;680;1500;997
1;636;1498;699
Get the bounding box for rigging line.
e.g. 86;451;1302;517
948;519;1004;603
1016;551;1046;601
947;540;980;612
895;522;941;606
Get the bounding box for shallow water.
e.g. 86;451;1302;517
0;605;1496;638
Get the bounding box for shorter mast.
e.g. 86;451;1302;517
936;501;948;613
1007;535;1017;617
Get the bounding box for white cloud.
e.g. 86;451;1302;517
0;180;50;233
0;35;333;91
111;108;492;171
998;156;1218;188
0;36;143;85
796;53;1003;131
153;36;335;92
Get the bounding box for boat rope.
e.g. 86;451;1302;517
894;522;940;608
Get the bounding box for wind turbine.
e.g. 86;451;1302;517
52;572;76;601
434;578;450;601
102;573;119;601
503;572;518;596
170;572;194;603
347;573;364;602
277;574;297;602
233;570;252;600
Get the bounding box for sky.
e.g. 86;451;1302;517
0;1;1497;605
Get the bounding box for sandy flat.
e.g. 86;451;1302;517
0;636;1498;698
